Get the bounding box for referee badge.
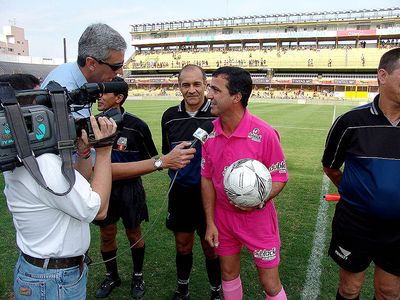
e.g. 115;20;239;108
117;137;127;151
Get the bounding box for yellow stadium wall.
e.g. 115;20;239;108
344;91;369;99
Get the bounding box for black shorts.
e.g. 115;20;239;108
166;182;206;237
93;178;149;229
329;200;400;276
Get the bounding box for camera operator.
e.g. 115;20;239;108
41;23;126;118
4;115;117;300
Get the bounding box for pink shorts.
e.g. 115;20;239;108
214;201;281;268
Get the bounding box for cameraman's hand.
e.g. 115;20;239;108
90;116;117;141
76;129;89;153
163;141;195;170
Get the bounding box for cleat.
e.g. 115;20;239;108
171;290;190;300
131;275;145;299
95;274;121;298
210;290;221;300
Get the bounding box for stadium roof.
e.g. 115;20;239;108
130;7;400;33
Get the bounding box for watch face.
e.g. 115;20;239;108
155;158;162;169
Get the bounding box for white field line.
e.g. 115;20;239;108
301;105;337;300
273;126;326;131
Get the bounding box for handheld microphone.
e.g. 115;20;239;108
189;121;214;148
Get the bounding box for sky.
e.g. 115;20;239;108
0;0;399;61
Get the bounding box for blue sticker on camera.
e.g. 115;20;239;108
36;123;46;140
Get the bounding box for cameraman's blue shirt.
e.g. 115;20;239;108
41;62;91;118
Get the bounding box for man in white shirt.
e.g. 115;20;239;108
5;115;117;300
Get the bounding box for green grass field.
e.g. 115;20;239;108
0;100;376;299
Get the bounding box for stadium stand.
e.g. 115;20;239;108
0;61;56;79
1;8;399;101
125;7;400;101
127;48;389;71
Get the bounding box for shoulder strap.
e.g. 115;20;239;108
0;82;75;196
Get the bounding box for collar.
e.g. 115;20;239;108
178;97;211;113
73;62;88;88
371;94;400;126
370;94;382;116
213;108;251;137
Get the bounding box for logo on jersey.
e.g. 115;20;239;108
117;137;127;151
253;247;276;261
208;130;216;139
201;157;206;170
269;160;287;174
248;128;262;142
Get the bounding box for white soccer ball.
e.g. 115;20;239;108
223;158;272;208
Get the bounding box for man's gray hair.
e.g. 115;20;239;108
77;23;127;66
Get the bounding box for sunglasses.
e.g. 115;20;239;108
92;57;124;71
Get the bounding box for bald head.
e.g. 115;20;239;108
178;64;206;83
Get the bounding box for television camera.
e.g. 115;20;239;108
0;81;124;172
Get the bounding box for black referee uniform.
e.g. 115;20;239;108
161;98;215;234
322;95;400;275
95;108;158;228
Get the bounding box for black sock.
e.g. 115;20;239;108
205;257;221;291
131;245;145;276
176;252;193;294
101;250;119;279
336;289;359;300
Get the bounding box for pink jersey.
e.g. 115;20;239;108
201;109;288;211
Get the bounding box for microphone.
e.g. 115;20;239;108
189;121;214;148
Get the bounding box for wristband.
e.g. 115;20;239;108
77;148;91;160
77;148;90;156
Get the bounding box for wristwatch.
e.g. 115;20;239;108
154;157;163;171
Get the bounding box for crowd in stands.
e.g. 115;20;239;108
251;86;335;99
379;39;400;48
127;84;337;100
127;45;394;71
133;41;399;57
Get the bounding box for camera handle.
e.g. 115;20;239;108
0;82;76;196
